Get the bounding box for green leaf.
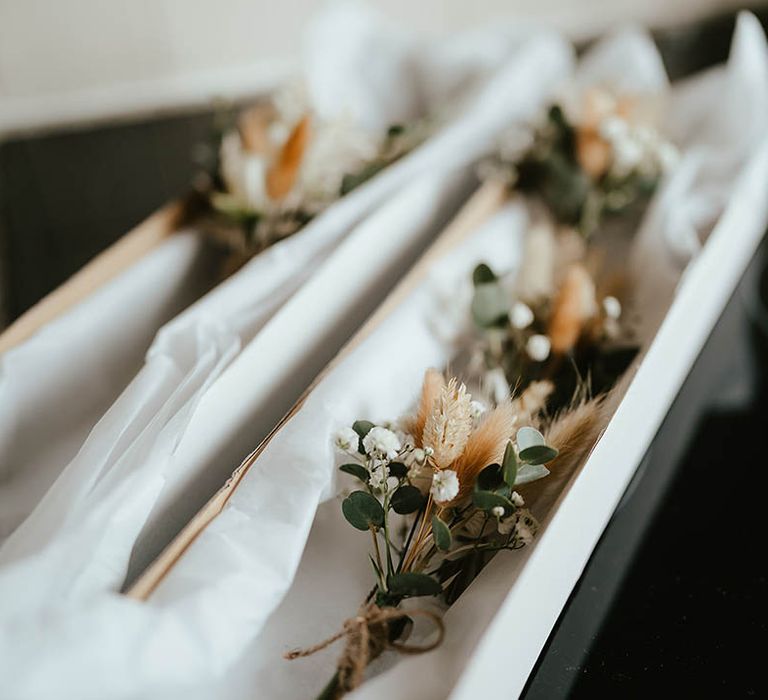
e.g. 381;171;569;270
502;441;518;487
387;572;442;598
476;463;504;492
339;463;369;483
431;515;452;552
472;490;514;513
390;485;424;514
352;420;375;454
388;462;408;479
518;444;559;465
515;463;551;485
342;491;385;531
516;427;545;451
471;283;509;328
472;263;497;286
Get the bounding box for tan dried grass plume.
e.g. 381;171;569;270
266;114;312;200
521;395;606;517
402;368;445;447
423;377;473;470
511;380;554;423
548;264;597;355
450;401;518;503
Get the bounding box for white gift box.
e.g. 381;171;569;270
1;11;767;700
122;14;768;700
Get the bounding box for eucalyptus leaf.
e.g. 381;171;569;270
472;263;497;286
515;463;551;485
502;441;517;487
388;462;408;479
476;463;504;492
432;515;452;552
518;444;559;465
387;572;442;598
391;485;424;514
516;426;545;451
471;283;509;328
352;420;375;455
339;463;369;483
472;490;513;512
342;491;384;531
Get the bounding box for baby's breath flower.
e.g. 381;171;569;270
411;448;427;464
602;295;622;319
368;463;389;491
469;400;488;422
423;446;434;458
510;301;534;329
430;469;460;504
334;427;360;455
526;334;551;362
362;426;401;460
511;491;524;507
491;506;505;518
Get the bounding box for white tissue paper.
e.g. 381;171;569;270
0;5;570;566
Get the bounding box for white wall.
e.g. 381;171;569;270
0;0;754;136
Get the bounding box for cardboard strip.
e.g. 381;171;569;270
0;200;187;354
127;179;508;601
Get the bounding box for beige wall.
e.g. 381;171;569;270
0;0;754;136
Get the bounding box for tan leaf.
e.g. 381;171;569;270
266;114;312;201
548;264;597;355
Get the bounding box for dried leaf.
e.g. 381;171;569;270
266;114;311;200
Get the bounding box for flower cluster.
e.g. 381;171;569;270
196;84;426;263
332;370;558;613
487;87;678;237
469;249;637;411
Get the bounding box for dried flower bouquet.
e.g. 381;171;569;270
193;85;426;271
288;369;604;698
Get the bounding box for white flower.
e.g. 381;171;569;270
491;506;505;518
511;491;524;507
602;295;622;319
657;141;679;172
423;446;434;458
510;301;534;329
411;448;427;464
469;400;488;422
526;334;551;362
598;115;629;142
612;136;644;176
430;469;460;504
515;520;535;545
368;462;389;491
334;427;360;454
362;427;401;460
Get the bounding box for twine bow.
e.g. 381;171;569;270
285;603;445;697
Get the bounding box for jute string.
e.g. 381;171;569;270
285;603;445;695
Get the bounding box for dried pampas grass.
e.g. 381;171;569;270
403;368;445;447
511;380;553;423
450;401;518;502
266;114;312;200
423;377;473;470
520;395;607;516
